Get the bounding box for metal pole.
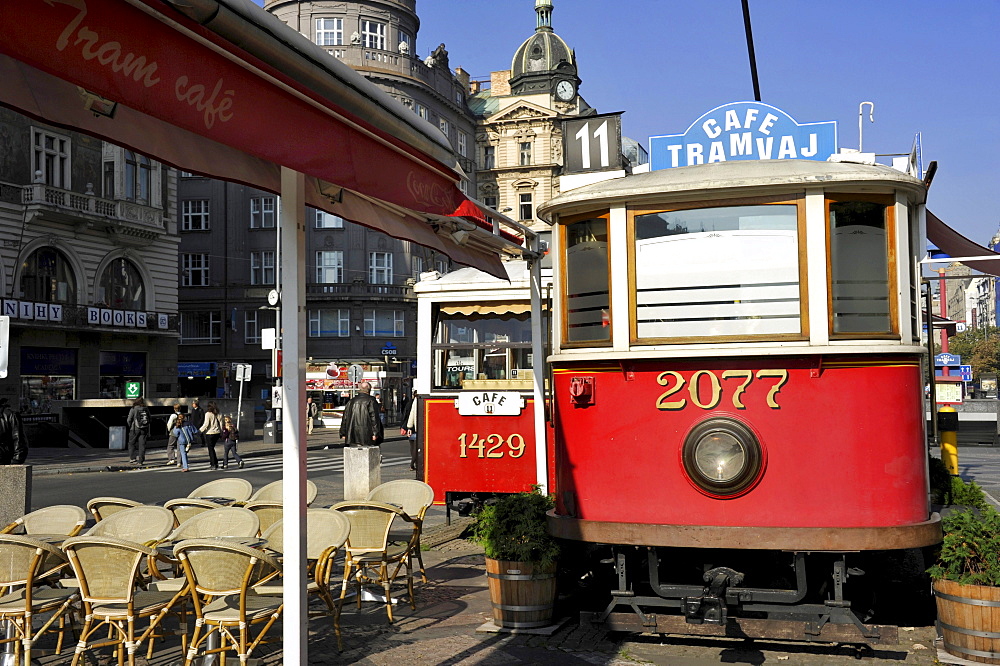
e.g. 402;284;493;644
741;0;761;102
925;281;939;445
279;167;308;663
529;239;547;494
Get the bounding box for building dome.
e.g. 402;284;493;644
510;0;574;78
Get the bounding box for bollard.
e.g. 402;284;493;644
938;405;959;475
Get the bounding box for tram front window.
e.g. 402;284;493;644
564;216;611;344
432;310;535;389
632;203;801;340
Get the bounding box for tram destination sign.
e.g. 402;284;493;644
649;102;838;170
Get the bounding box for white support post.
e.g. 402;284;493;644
280;167;308;663
530;243;547;494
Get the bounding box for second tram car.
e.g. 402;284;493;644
539;159;940;644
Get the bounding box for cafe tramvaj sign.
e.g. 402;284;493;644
649;102;838;170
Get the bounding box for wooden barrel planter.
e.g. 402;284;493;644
935;578;1000;663
485;558;557;628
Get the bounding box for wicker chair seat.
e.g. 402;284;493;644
201;593;282;622
88;590;178;619
0;586;77;614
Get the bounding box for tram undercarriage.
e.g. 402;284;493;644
576;545;936;645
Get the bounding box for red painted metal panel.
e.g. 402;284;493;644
552;356;928;529
0;0;468;219
423;397;538;503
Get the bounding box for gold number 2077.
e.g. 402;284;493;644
655;369;788;410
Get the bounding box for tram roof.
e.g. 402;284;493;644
538;159;926;220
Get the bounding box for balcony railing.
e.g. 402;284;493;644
307;282;413;298
0;180;165;239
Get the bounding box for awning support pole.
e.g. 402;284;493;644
530;242;547;494
280;167;308;663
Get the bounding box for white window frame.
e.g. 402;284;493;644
182;199;210;231
458;132;468;157
364;309;405;337
520;141;532;166
435;258;448;274
250;250;275;285
361;20;386;50
31;127;71;188
244;310;260;344
314;209;344;229
398;31;411;53
179;311;221;344
369;252;393;285
439;118;450;138
182;253;210;287
308;309;351;338
315;17;343;46
315;250;344;284
414;102;428;120
412;255;424;277
250;196;276;229
519;192;533;221
482;145;495;169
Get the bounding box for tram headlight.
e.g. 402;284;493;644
682;418;764;497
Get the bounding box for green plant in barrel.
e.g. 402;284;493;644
472;487;559;567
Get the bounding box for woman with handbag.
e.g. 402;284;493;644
198;401;223;470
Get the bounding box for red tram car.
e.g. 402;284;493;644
538;157;940;644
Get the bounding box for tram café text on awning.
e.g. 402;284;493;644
650;102;838;170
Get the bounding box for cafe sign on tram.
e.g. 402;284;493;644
650;102;838;170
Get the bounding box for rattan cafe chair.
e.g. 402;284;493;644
164;498;219;528
247;479;318;506
86;497;142;523
366;479;434;582
150;507;260;589
86;505;175;544
0;534;79;664
62;535;187;665
331;500;417;622
244;501;284;536
174;538;283;665
257;509;351;648
187;477;254;503
1;504;87;537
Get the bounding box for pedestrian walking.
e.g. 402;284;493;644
340;381;384;447
220;415;244;469
189;399;206;447
198;401;223;470
0;398;26;465
404;389;419;471
307;397;319;435
125;398;151;465
165;403;182;465
171;413;193;471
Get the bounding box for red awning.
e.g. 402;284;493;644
0;0;513;277
926;210;1000;277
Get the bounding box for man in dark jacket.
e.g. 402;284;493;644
0;398;27;465
340;381;383;447
126;398;151;465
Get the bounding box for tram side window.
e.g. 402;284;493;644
564;217;611;344
632;204;801;339
829;200;893;335
432;311;533;389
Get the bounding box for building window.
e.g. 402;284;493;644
482;145;495;169
21;347;77;406
244;308;274;345
182;253;210;287
483;195;498;210
180;311;221;344
520;141;532;166
412;256;424;277
439;118;450;137
414;102;428;120
250;250;275;285
97;258;144;310
124;150;150;203
314;209;344;228
369;252;393;285
458;132;468;157
316;250;344;283
20;247;76;304
250;197;276;228
361;20;386;50
32;128;70;187
182;200;210;231
103;160;115;198
99;351;145;400
398;31;411;53
315;17;343;46
309;309;350;337
519;192;533;221
435;258;448;274
364;309;404;337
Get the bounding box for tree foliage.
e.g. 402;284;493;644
938;327;1000;380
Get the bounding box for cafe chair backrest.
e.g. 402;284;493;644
168;506;259;542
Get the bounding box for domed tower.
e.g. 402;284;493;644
509;0;580;102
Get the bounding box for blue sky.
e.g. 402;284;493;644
413;0;1000;245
